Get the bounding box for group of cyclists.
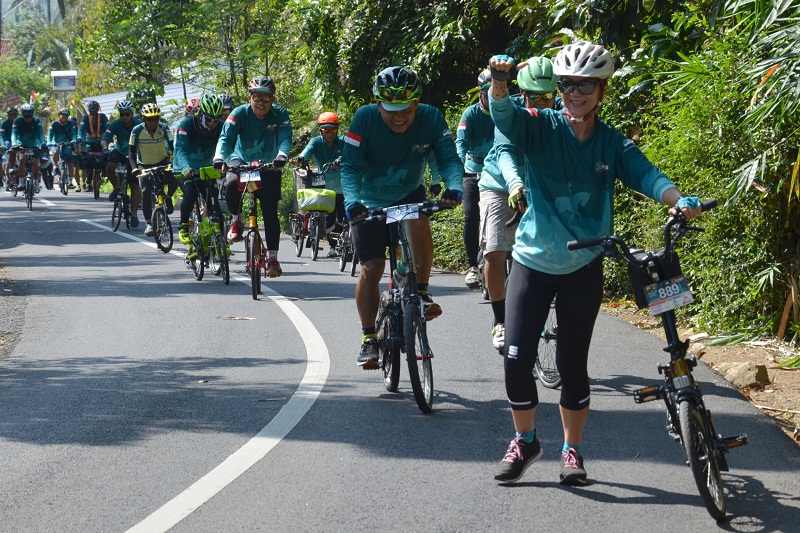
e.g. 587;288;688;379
1;41;710;489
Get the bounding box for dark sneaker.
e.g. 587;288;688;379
130;215;140;229
559;448;587;486
419;292;442;321
109;190;118;203
266;257;282;278
227;220;244;243
357;337;379;369
494;437;543;483
327;248;340;258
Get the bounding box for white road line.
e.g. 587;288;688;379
79;219;331;531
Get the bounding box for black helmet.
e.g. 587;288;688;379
373;66;422;111
248;76;276;95
86;100;100;113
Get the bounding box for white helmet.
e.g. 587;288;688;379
553;41;615;80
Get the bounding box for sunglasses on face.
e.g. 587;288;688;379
524;91;555;101
558;80;599;95
250;94;274;103
144;117;160;122
321;128;338;133
120;112;132;117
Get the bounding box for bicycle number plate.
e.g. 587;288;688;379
240;170;261;183
385;204;419;223
644;275;693;315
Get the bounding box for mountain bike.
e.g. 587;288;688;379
110;161;132;232
336;217;355;272
12;147;37;210
184;166;230;285
567;200;747;521
228;162;277;299
290;161;337;261
363;200;454;413
53;142;74;196
81;142;107;200
140;164;173;252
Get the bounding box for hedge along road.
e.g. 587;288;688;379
0;189;798;532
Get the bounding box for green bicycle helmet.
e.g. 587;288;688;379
199;93;224;118
373;66;422;111
518;56;557;94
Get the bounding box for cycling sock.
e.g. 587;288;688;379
563;442;580;454
491;299;505;324
362;327;376;337
231;214;239;222
516;429;536;443
418;283;428;293
268;250;277;259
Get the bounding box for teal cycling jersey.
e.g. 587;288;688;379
340;103;463;210
78;113;109;144
173;116;222;175
102;117;141;155
478;94;527;195
48;120;78;145
214;103;292;164
490;93;676;275
456;102;494;174
299;134;345;193
11;117;46;148
1;118;14;144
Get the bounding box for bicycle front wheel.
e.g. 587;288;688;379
153;208;173;253
350;252;359;277
26;181;33;210
188;239;204;281
404;299;434;413
311;216;321;261
535;297;561;389
292;215;305;257
679;400;727;521
248;232;260;299
111;199;122;231
210;233;230;285
379;301;401;393
338;229;350;272
93;170;101;200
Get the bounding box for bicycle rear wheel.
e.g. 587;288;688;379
210;233;230;285
404;299;434;413
293;214;305;257
188;238;205;281
26;180;33;210
248;232;260;299
378;297;401;392
338;227;350;272
93;170;101;200
535;297;561;389
679;400;727;521
153;207;173;253
111;199;123;231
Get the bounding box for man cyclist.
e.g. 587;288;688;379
102;101;143;227
77;100;109;192
479;56;561;351
11;103;47;194
456;69;495;290
213;75;292;278
488;45;704;486
174;93;225;245
129;103;178;236
294;111;346;257
2;107;20;190
340;66;463;368
219;93;235;122
47;108;79;191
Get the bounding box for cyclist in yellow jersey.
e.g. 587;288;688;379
129;103;178;236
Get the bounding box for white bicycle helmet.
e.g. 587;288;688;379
553;41;615;80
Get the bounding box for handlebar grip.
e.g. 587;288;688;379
489;66;512;81
566;237;607;251
701;199;717;212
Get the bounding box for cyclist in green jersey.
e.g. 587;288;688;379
103;101;143;227
77;100;109;192
47;108;78;190
11;104;47;193
340;66;463;368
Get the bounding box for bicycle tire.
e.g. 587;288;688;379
26;180;33;210
311;216;321;261
293;215;305;257
93;170;100;200
404;299;434;413
111;199;122;231
338;228;349;272
190;238;205;281
350;253;359;277
679;400;727;521
378;299;401;392
535;297;561;389
248;232;260;299
218;234;230;285
152;208;173;253
11;176;18;197
124;197;131;228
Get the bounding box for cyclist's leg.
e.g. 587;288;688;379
106;159;117;191
482;190;517;325
139;172;153;222
257;191;281;251
178;177;199;225
351;218;388;330
462;175;481;268
553;257;603;447
402;186;432;283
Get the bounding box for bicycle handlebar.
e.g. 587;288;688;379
360;200;455;224
566;199;718;262
227;162;277;173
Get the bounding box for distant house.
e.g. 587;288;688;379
1;38;24;110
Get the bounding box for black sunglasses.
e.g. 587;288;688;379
120;112;132;117
558;80;599;95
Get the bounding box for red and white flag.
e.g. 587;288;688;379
30;90;37;104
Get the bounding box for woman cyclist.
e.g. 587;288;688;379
295;112;346;257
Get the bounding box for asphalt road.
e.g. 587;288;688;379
1;187;798;532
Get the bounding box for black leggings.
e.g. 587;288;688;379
462;175;480;268
503;257;603;411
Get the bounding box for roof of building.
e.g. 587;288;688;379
82;81;210;126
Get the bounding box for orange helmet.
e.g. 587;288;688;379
317;112;340;129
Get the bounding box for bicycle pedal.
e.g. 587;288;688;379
721;434;748;449
633;386;664;403
361;359;380;370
